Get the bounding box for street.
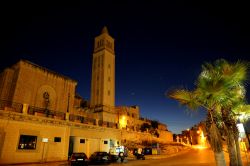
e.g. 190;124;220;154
5;147;250;166
111;148;216;166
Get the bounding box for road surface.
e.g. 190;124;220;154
5;147;250;166
112;148;216;166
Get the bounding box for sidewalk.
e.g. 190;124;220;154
146;146;192;160
126;145;192;161
1;161;68;166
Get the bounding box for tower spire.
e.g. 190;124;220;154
101;26;109;34
91;27;115;109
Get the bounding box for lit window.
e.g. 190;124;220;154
18;135;37;150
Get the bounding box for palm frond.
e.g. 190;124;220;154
167;89;200;110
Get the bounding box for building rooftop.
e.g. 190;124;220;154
18;59;78;84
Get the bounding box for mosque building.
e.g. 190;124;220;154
0;27;172;164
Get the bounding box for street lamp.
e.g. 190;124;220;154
117;107;128;129
236;113;249;145
41;138;48;162
119;116;127;129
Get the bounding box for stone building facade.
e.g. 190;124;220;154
0;27;173;164
0;60;76;115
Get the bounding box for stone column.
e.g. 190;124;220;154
22;103;29;114
65;112;70;121
0;128;6;158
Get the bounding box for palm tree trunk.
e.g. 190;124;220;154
234;125;243;166
222;108;242;166
235;136;243;166
206;113;226;166
227;129;238;166
214;152;227;166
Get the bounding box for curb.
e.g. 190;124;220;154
144;148;192;160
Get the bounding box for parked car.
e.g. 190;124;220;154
89;151;111;165
69;152;89;166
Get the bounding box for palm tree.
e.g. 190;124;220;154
168;89;227;166
195;59;248;166
215;60;248;166
167;59;249;166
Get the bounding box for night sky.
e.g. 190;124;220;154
1;1;250;134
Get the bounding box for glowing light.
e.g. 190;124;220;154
119;116;127;128
42;138;48;142
193;145;207;149
237;123;245;133
199;130;207;148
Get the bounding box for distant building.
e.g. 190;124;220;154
178;122;208;147
0;27;172;164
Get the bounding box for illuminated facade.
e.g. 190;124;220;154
0;27;172;164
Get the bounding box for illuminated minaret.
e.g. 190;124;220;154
90;26;115;110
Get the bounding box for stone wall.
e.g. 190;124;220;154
0;118;70;164
0;68;15;101
13;60;77;113
0;109;173;164
121;129;173;145
0;60;77;113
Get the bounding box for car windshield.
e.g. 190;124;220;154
72;153;86;157
94;152;107;156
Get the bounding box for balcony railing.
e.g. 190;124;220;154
0;100;23;113
0;100;118;129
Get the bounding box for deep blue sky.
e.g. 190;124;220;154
1;1;250;134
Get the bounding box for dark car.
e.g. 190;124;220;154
89;151;111;165
69;152;89;166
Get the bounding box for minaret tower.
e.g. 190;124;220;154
90;26;115;111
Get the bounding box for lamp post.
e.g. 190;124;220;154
65;93;70;121
236;114;250;146
236;113;250;164
41;138;48;163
